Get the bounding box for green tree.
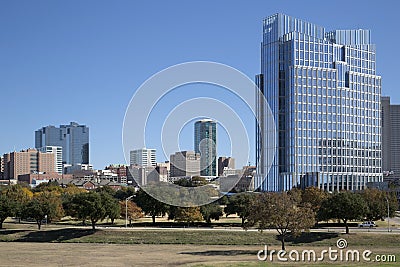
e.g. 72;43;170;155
362;188;398;221
100;192;121;224
0;193;13;229
69;192;107;230
114;187;137;201
248;192;315;251
174;176;208;187
318;191;367;234
301;186;328;214
135;189;168;224
224;193;255;226
23;199;47;230
200;203;223;224
95;186;116;197
34;191;64;223
32;181;63;193
22;193;64;230
174;207;203;226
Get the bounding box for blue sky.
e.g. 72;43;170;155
1;0;399;169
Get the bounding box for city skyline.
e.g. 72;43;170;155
1;1;399;169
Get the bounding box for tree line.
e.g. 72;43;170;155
0;181;398;250
0;182;224;230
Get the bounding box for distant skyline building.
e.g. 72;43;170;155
194;119;217;176
170;151;200;177
2;148;55;180
0;156;4;180
381;96;400;181
218;157;235;176
39;146;63;174
129;148;156;167
256;14;382;192
35;122;89;166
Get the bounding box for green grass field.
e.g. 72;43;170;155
1;219;399;266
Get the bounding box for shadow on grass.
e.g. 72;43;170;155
180;250;258;256
16;228;96;242
285;232;339;244
0;229;29;235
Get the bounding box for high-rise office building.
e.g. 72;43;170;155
381;96;400;181
194;119;217;176
35;122;89;165
2;149;55;180
170;151;200;177
256;14;382;192
39;146;63;174
130;148;156;167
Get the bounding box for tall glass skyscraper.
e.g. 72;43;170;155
256;14;382;192
35;122;89;166
194;119;217;176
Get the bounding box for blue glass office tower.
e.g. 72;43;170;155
35;122;89;166
256;14;382;192
194;119;217;176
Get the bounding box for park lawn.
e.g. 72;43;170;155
0;224;399;247
1;225;399;266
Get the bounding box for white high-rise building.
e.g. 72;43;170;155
130;148;156;167
39;146;63;174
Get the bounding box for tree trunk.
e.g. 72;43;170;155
111;218;115;224
0;221;3;229
91;220;96;230
37;220;42;230
152;214;156;224
280;235;285;251
344;219;349;234
241;217;245;227
129;218;132;227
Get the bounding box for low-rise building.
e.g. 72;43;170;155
170;151;200;177
18;172;73;185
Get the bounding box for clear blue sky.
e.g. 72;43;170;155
1;0;399;169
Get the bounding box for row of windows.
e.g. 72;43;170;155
296;101;380;112
295;111;381;120
346;47;376;60
294;83;380;96
297;124;380;133
294;148;381;157
292;165;382;173
295;131;380;141
296;98;380;110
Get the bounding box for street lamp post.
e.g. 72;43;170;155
385;197;390;232
125;195;135;228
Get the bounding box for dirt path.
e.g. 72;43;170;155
0;243;260;266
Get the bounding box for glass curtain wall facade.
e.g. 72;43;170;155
35;122;89;166
256;14;382;192
194;119;217;176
